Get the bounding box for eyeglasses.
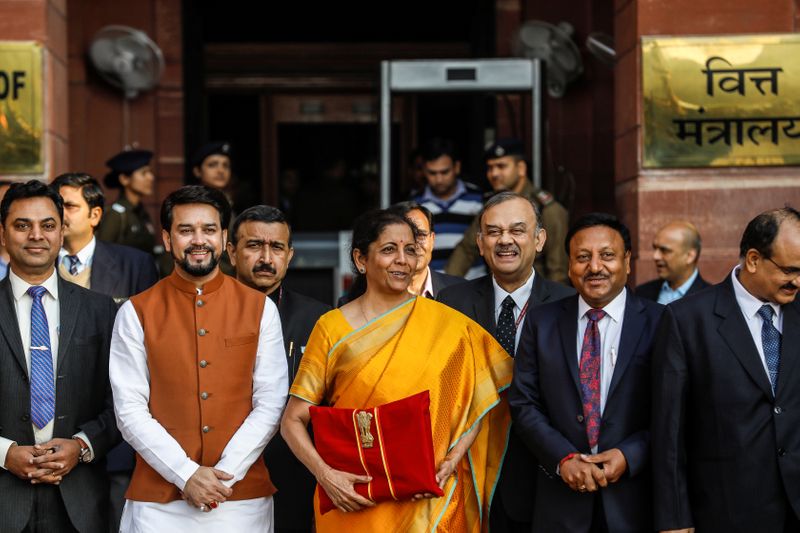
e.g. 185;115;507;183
764;256;800;278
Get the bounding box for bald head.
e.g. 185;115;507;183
652;220;702;288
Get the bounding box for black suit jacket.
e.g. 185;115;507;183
652;277;800;532
635;271;710;302
437;273;574;522
265;287;330;530
429;270;464;296
0;275;119;533
509;289;663;532
90;240;158;303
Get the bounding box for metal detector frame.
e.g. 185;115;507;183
379;58;542;207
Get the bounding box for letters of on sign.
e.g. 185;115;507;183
0;42;43;174
642;34;800;168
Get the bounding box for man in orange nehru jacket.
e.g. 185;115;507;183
109;185;288;532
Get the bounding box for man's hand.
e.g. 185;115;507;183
29;439;81;482
660;529;695;533
581;448;628;483
560;454;607;492
5;444;63;484
183;467;234;511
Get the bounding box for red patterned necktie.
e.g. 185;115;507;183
580;308;606;450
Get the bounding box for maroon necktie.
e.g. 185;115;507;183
580;309;606;449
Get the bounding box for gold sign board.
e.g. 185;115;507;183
643;34;800;168
0;42;43;174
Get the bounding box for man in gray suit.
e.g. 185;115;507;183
0;180;119;532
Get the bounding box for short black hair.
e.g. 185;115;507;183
739;206;800;259
230;205;292;247
160;185;231;232
565;212;632;255
479;191;542;231
1;180;64;226
51;173;105;212
387;201;433;230
420;137;459;164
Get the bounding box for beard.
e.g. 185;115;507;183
174;244;219;277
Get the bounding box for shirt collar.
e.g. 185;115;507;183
661;268;699;297
421;179;466;206
421;267;434;299
9;268;59;302
731;266;781;320
492;269;535;312
59;236;96;267
578;287;627;323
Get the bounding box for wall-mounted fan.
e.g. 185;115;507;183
513;20;583;98
89;25;164;100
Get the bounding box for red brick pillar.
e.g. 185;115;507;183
0;0;69;180
614;0;800;284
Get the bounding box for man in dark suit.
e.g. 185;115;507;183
636;220;709;303
52;173;158;531
652;207;800;533
509;212;664;532
0;180;119;532
227;205;330;533
438;191;573;532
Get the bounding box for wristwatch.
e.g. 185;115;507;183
73;436;91;463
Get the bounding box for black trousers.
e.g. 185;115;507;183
22;484;78;533
489;491;531;533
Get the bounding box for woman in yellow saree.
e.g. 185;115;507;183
281;209;512;532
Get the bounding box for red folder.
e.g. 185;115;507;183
309;390;444;514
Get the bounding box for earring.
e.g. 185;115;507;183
359;268;365;274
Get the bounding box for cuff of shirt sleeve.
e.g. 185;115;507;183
0;437;17;470
175;461;201;492
72;431;94;462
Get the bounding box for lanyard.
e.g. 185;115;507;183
515;300;530;328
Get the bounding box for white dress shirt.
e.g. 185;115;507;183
110;293;288;531
58;236;96;275
576;289;627;453
731;266;782;384
492;269;535;351
0;269;93;468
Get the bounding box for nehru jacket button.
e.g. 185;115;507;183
199;360;208;368
778;448;787;457
202;426;210;433
197;300;204;307
774;406;783;414
200;392;209;400
576;414;584;423
198;329;207;336
20;414;29;422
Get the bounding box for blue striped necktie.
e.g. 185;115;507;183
28;286;55;429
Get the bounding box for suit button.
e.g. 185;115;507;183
197;300;204;307
198;329;207;336
199;360;208;368
774;406;783;414
576;414;584;423
778;448;787;457
200;392;209;400
20;414;29;422
202;426;210;433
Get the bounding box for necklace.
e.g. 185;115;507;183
359;299;372;324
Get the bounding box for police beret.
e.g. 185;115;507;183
104;149;153;188
191;141;232;168
484;139;525;160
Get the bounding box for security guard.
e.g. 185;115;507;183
445;139;569;284
96;149;161;258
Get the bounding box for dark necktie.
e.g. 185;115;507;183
580;308;606;449
28;286;55;429
496;295;517;357
66;255;80;276
757;304;781;394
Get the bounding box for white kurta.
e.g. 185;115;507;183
110;293;288;532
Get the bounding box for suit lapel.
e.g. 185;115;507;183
530;273;551;308
558;296;581;396
0;277;28;377
430;270;442;296
56;277;80;374
777;301;800;398
473;276;496;333
606;290;646;401
90;241;119;294
716;279;774;400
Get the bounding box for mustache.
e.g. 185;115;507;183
584;274;609;281
183;244;214;255
252;262;277;275
494;245;520;254
782;282;798;291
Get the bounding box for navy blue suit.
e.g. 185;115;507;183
89;240;158;304
509;289;663;532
